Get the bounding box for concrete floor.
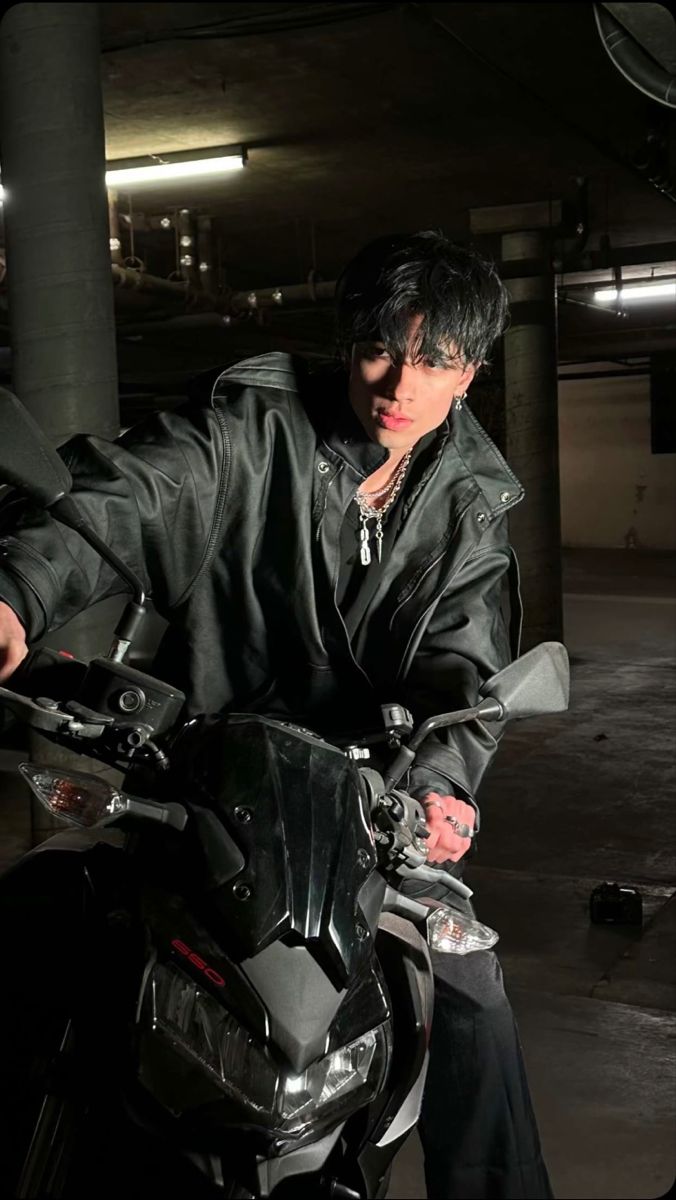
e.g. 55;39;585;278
0;549;674;1199
389;549;676;1199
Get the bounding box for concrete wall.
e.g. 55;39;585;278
558;372;676;551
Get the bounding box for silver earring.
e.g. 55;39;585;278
454;392;467;401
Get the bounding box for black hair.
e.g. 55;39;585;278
334;230;509;370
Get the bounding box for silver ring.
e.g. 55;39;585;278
445;816;474;838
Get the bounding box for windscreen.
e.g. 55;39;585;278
192;714;378;985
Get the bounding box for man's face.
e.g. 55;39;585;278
348;315;476;452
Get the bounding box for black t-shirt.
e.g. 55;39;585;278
336;431;437;663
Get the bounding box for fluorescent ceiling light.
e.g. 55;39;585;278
0;146;246;200
105;157;243;187
593;283;676;303
106;151;245;188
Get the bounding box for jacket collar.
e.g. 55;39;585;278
216;351;524;515
303;360;390;481
449;397;524;515
302;358;524;516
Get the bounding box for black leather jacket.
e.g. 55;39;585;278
0;353;523;818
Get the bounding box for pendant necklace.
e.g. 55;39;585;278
354;449;412;566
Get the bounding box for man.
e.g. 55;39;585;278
0;230;551;1198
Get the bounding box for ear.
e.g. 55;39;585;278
457;363;477;393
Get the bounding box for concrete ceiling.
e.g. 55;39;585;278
95;2;676;379
3;2;675;395
99;2;675;266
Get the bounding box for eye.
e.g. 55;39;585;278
363;343;390;361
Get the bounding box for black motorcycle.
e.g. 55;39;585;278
0;388;569;1198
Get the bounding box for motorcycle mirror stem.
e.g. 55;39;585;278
382;697;502;791
50;495;146;663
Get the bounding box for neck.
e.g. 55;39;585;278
359;443;413;499
384;446;411;470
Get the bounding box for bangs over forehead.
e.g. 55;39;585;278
336;231;509;369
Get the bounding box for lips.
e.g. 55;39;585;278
376;411;413;432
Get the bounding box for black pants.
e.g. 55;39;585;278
399;866;552;1200
418;948;553;1200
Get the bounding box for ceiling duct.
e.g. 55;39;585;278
594;3;676;107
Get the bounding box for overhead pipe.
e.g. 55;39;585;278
12;239;673;333
414;2;676;207
111;265;337;314
229;279;336;311
112;262;190;298
5;247;672;331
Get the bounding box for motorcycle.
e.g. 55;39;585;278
0;387;569;1198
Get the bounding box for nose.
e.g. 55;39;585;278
383;361;417;403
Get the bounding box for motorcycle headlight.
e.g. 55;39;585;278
141;959;390;1134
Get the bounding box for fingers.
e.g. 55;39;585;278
0;603;29;684
0;637;28;683
454;800;476;832
0;604;28;681
426;832;472;864
422;792;474;863
422;792;476;832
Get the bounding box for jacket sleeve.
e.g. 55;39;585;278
400;518;520;827
0;401;225;640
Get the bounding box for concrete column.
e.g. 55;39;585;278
0;3;119;442
502;229;563;647
0;4;122;842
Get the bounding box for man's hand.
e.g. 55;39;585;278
422;791;476;863
0;601;28;683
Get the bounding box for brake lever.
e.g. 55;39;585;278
0;685;111;739
64;699;115;726
394;861;473;901
0;685;75;733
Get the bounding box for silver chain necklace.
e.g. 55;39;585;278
354;449;412;566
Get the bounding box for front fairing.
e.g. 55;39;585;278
173;713;379;986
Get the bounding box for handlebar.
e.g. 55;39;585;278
359;768;474;901
1;645;185;771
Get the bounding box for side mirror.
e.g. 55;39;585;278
383;641;570;791
479;641;570;720
0;386;73;507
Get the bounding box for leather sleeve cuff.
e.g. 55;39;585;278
0;575;44;640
